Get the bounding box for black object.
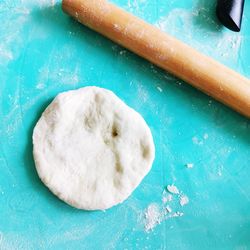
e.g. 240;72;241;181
216;0;245;32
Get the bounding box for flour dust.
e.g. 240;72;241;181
143;184;189;232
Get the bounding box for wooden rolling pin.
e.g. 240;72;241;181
62;0;250;118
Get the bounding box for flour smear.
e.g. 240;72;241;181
0;0;59;66
156;7;242;63
0;5;29;66
144;204;162;232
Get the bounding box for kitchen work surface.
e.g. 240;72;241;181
0;0;250;249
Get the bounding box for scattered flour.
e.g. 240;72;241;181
156;86;163;92
37;64;79;87
119;50;127;55
162;190;173;204
0;48;13;63
192;136;203;145
217;165;224;177
126;0;148;14
171;212;184;218
144;204;162;232
203;133;209;140
50;0;55;6
36;83;45;90
143;184;190;232
167;184;179;194
186;163;194;169
156;7;242;63
192;134;210;145
180;195;189;206
0;0;60;66
0;5;30;66
37;0;58;8
137;84;149;103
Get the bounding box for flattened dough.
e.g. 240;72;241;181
33;86;155;210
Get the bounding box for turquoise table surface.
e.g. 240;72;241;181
1;0;250;249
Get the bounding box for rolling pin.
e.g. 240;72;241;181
62;0;250;118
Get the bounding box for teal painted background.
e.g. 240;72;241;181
0;0;250;249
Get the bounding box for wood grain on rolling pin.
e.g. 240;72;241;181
62;0;250;118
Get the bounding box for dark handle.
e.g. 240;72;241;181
216;0;245;32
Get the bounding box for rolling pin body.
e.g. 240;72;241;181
62;0;250;118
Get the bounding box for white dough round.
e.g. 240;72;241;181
33;86;155;210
